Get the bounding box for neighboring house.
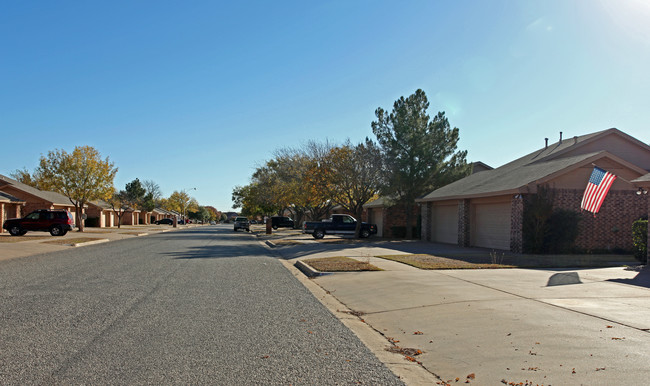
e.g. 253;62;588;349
152;208;174;223
86;200;115;227
364;197;418;238
0;174;80;223
119;208;141;226
417;128;650;254
0;191;26;233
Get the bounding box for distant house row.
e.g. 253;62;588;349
362;128;650;258
0;174;179;232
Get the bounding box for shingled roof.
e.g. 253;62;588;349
0;191;25;203
418;128;650;202
0;174;74;206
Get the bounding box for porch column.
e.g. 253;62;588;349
0;203;4;233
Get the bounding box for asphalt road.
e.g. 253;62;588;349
0;225;403;385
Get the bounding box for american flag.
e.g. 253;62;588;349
580;166;617;214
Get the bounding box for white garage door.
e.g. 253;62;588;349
471;200;511;250
432;204;458;244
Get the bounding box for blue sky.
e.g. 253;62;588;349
2;1;649;211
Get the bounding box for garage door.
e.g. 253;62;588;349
471;200;511;250
368;208;384;237
432;204;458;244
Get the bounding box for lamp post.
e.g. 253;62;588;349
182;187;196;224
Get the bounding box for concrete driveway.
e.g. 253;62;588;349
282;244;650;385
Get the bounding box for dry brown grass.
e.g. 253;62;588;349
42;238;105;246
303;256;383;272
377;254;514;269
0;235;52;243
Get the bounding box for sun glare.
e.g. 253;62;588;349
599;0;650;42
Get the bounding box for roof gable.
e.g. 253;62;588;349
419;128;650;202
0;174;74;206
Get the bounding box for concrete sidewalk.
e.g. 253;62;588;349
0;224;198;262
280;244;650;385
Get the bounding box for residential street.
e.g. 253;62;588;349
0;225;402;385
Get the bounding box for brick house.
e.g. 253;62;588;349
364;197;418;238
0;191;26;233
0;174;79;224
417;128;650;254
86;200;116;227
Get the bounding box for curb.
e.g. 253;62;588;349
279;259;437;385
294;260;322;277
265;240;277;248
70;239;110;247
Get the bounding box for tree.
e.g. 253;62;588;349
124;179;146;209
34;146;117;232
320;139;384;237
106;189;130;228
372;89;469;238
10;168;38;188
166;190;196;219
188;206;211;223
142;179;163;206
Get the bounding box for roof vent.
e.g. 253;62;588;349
573;136;578;145
545;138;548;149
559;131;563;144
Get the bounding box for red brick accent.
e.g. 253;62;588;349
510;195;524;253
379;204;419;238
552;189;648;251
458;199;470;247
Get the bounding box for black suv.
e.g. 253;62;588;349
270;216;294;230
3;209;75;236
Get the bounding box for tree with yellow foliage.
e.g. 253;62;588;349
34;146;117;232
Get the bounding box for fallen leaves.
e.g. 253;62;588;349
413;331;424;335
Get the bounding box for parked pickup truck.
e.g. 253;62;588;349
302;214;377;239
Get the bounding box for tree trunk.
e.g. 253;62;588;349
354;208;363;238
76;202;85;232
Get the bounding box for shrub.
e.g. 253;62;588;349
523;187;580;254
632;219;648;262
545;209;581;253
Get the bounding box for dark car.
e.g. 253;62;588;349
302;214;377;239
233;216;250;232
3;209;75;236
271;216;294;230
155;218;174;225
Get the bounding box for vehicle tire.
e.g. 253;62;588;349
273;226;278;230
60;230;68;236
233;228;238;232
360;229;370;238
50;225;64;236
9;226;24;236
313;229;325;239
